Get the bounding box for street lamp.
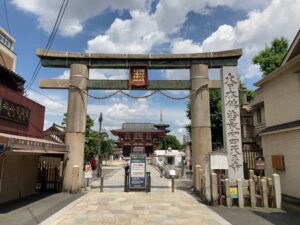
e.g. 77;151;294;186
98;112;103;178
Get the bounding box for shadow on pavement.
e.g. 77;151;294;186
0;193;54;213
0;192;85;225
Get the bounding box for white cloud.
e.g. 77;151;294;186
86;0;249;53
171;0;300;81
26;90;67;117
12;0;152;36
56;69;127;80
87;10;166;53
171;39;203;54
243;64;260;80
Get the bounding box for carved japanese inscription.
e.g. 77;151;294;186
129;66;148;88
221;66;244;179
0;97;31;125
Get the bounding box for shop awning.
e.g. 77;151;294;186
0;132;67;154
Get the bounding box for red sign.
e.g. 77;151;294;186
255;157;265;170
129;66;148;88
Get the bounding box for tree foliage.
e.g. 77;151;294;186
61;114;100;156
185;86;254;150
101;138;115;159
252;37;289;75
158;135;182;150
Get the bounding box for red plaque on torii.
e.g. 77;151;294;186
129;66;148;88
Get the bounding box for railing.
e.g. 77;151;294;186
36;163;62;192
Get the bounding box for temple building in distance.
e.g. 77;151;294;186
111;119;169;157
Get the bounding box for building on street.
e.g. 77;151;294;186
250;30;300;200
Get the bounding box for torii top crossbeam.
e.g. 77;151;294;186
36;48;242;69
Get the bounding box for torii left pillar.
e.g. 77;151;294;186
63;64;89;193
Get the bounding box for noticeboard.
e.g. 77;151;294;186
129;154;146;190
84;163;93;179
255;156;265;170
210;152;228;170
229;187;238;199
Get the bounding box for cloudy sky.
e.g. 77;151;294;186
1;0;300;141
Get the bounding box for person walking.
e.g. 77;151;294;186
124;159;130;175
158;160;164;178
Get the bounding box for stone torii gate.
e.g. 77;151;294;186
37;48;244;193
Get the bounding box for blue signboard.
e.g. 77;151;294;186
129;154;146;190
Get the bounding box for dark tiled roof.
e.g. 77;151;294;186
112;123;167;133
0;64;25;83
260;120;300;134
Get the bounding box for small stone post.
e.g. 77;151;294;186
195;164;201;191
273;174;281;208
211;173;218;205
249;179;256;207
261;178;268;208
59;161;63;177
248;170;254;180
198;166;203;191
237;179;244;208
70;165;79;194
225;179;232;207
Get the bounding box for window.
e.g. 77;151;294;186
0;34;11;49
256;108;262;124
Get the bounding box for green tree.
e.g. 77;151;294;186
185;90;223;149
253;37;289;75
185;86;254;150
158;135;182;150
101;138;115;160
209;89;223;149
61;113;100;156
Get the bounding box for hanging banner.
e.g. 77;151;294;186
129;66;148;88
129;154;146;190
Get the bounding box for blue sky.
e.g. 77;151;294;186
1;0;300;142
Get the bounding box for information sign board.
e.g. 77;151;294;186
255;156;265;170
130;154;146;190
229;187;238;199
169;170;176;176
84;164;93;179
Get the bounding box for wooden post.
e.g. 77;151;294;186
261;178;268;208
272;174;281;208
225;179;232;207
249;179;256;207
211;173;218;205
237;179;244;208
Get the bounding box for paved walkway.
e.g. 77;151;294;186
41;162;231;225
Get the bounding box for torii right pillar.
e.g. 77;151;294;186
191;64;212;188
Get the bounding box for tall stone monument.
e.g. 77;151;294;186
221;66;244;179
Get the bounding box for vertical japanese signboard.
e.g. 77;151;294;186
129;66;148;88
221;66;244;179
129;154;146;190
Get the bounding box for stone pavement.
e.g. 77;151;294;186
41;162;231;225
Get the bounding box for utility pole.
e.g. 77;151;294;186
98;112;103;178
